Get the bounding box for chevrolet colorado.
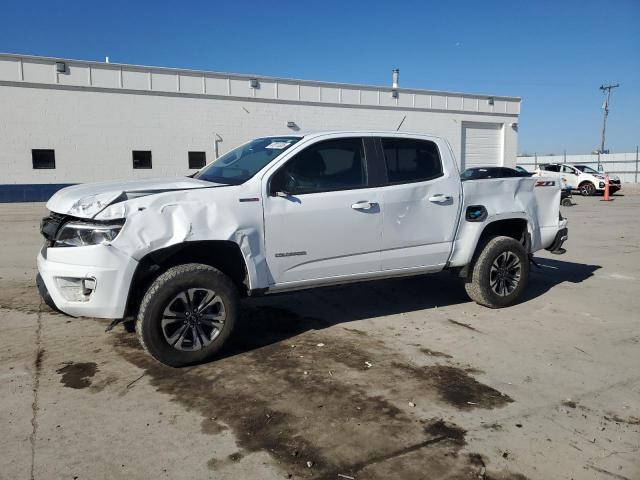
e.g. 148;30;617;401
37;131;568;366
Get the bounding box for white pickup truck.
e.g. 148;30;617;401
37;131;568;366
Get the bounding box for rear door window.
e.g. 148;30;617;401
380;138;443;184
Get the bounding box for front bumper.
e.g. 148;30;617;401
596;181;622;191
37;244;138;318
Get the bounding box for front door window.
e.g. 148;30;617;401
272;138;367;195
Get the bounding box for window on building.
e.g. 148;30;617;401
188;151;206;169
32;149;56;169
132;150;152;169
273;137;367;195
381;138;443;184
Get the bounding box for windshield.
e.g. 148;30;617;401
194;136;301;184
574;165;600;174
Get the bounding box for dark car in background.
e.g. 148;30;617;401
515;166;532;176
461;166;531;181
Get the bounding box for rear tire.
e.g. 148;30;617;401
464;236;529;308
136;263;238;367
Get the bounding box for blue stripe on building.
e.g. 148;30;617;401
0;184;75;203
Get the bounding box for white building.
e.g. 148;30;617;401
0;53;521;201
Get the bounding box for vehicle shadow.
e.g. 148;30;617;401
523;257;601;301
224;257;601;358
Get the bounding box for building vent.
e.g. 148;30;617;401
391;68;399;98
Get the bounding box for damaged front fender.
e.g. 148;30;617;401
109;187;270;292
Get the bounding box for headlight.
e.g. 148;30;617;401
54;222;123;247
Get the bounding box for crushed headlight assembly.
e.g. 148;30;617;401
54;221;124;247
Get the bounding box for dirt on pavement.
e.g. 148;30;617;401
1;193;639;480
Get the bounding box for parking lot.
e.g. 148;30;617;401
1;192;639;480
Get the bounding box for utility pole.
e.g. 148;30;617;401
598;83;620;156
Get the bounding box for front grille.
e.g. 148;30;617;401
40;212;66;246
609;179;621;185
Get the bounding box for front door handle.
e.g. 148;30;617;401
428;194;453;203
351;201;378;210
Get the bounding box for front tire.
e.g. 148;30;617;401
464;236;529;308
579;182;596;196
136;263;238;367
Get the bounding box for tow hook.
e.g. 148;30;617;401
105;318;124;332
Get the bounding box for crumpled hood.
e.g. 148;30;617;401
46;177;220;218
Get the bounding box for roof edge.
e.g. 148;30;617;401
0;52;521;102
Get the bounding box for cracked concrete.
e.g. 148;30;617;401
0;193;639;479
29;310;43;480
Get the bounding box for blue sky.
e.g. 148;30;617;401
2;0;638;154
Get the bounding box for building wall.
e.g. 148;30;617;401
0;54;520;199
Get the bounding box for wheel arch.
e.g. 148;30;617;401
578;180;597;192
124;240;250;318
457;217;530;279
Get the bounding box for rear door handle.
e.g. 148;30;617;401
428;194;453;203
351;201;378;210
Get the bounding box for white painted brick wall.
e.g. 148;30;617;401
0;86;520;184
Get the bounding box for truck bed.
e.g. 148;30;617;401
448;176;564;268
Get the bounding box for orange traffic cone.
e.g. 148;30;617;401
601;173;612;202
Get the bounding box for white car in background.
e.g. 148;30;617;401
535;163;621;196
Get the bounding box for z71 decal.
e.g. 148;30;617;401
535;180;556;187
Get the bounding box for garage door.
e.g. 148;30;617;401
461;122;504;169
